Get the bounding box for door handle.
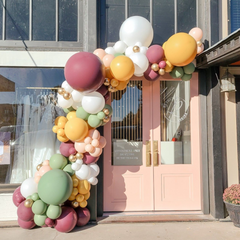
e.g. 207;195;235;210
146;141;151;167
153;140;158;166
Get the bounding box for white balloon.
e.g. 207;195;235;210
71;90;83;102
119;16;154;47
75;164;90;180
57;94;73;109
71;162;81;171
82;91;105;114
140;46;148;55
61;81;73;93
88;177;98;185
72;101;82;110
89;164;100;177
105;47;116;55
129;53;149;77
20;177;38;198
113;41;127;54
125;46;134;57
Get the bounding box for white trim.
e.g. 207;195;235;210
0;51;78;67
0;194;17;221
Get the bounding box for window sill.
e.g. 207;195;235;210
0;184;20;194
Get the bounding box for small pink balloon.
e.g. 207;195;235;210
146;45;164;64
88;129;100;140
83;153;99;164
42;160;50;166
85;144;95;153
93;48;106;60
18;218;36;229
102;54;115;67
189;27;203;41
39;165;52;176
74;142;87;153
84;136;92;144
144;65;160;81
159;61;166;69
12;187;25;207
197;44;204;54
98;136;107;148
34;176;41;184
60;142;76;157
89;147;102;157
45;218;55;228
17;201;34;222
91;139;99;147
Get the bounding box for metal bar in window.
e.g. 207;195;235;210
196;0;199;27
150;0;153;24
2;0;5;40
174;0;177;33
29;0;32;41
56;0;58;41
125;0;128;19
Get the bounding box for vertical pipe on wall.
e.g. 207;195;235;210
55;0;59;41
2;0;5;40
174;0;177;33
29;0;32;41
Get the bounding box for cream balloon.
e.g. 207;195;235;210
58;94;73;109
105;47;116;55
20;177;38;198
61;80;73;93
129;52;149;77
71;90;83;102
113;41;127;54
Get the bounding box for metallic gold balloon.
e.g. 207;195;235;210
111;78;119;87
76;152;83;159
108;85;115;92
103;108;110;115
158;68;165;75
133;46;140;53
71;201;79;208
103;116;110;123
104;78;110;86
58;88;65;95
36;164;42;171
69;154;76;162
63;92;71;100
24;199;33;208
151;63;159;72
197;41;202;47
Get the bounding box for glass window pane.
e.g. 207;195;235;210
106;0;125;43
5;0;29;40
112;81;143;166
58;0;77;41
152;0;174;45
160;81;191;165
210;0;219;45
231;0;240;32
177;0;196;32
33;0;56;41
0;68;65;184
128;0;150;20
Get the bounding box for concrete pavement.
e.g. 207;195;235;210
1;221;240;240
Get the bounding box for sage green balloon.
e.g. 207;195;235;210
170;67;184;79
32;200;47;215
46;205;62;220
76;107;90;120
38;169;73;205
49;153;68;169
88;115;102;128
183;62;195;74
34;214;47;226
31;193;40;201
63;164;75;176
181;73;192;81
97;111;105;120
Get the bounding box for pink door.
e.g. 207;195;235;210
104;73;201;212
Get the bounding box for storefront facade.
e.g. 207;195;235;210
0;0;238;221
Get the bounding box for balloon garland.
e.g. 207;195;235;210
12;16;204;232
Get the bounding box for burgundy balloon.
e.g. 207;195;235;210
146;45;164;64
55;206;77;233
75;207;90;227
18;218;36;229
104;91;110;101
17;201;34;222
97;84;109;97
45;218;55;228
60;141;76;157
83;153;99;164
12;187;25;207
64;52;105;92
144;65;160;81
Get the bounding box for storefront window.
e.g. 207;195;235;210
0;68;65;184
111;81;143;166
160;81;191;164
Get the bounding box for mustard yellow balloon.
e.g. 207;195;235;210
110;56;135;81
67;111;77;121
164;59;174;73
64;118;88;142
164;33;197;67
116;79;129;90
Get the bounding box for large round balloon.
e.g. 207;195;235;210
119;16;153;47
64;52;105;92
164;33;197;66
18;218;36;229
55;206;77;233
75;207;90;227
20;177;38;198
38;169;73;205
110;56;134;81
64;118;88;142
17;201;34;222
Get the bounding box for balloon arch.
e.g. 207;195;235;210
12;16;204;232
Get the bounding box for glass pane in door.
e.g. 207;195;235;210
111;81;142;166
160;81;191;164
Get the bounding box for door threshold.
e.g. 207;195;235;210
98;211;215;224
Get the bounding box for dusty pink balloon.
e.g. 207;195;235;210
45;218;55;227
146;45;164;64
83;153;99;164
75;207;90;227
18;218;36;229
17;201;34;222
144;65;160;81
12;187;25;207
159;61;166;69
60;142;76;157
97;84;109;97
